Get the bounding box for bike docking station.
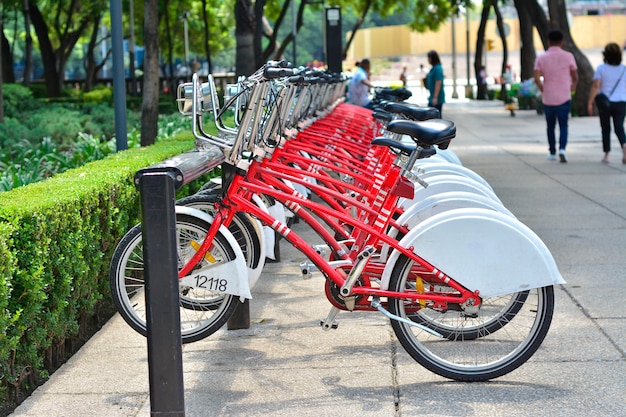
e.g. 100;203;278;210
134;146;226;417
107;63;570;398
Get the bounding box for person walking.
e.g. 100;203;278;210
477;66;488;100
587;42;626;164
534;30;578;163
348;59;375;109
425;50;445;115
399;66;408;88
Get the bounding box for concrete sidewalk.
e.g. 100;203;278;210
10;100;626;417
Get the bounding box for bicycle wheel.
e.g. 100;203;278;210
197;181;222;194
109;213;240;343
387;255;555;381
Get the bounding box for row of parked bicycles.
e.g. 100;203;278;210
109;61;565;381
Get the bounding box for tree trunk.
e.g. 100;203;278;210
201;0;212;73
262;0;289;62
474;4;490;100
28;1;90;97
513;0;536;81
235;0;256;77
261;17;282;63
273;0;306;62
530;1;550;48
513;0;549;82
342;0;373;60
163;0;176;96
141;0;160;146
22;0;33;86
28;2;61;97
83;15;102;92
254;0;265;68
1;30;15;83
493;1;509;101
548;0;594;116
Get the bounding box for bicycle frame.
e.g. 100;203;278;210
177;158;480;313
174;66;481;308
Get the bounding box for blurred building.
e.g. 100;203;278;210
567;1;626;16
346;13;626;60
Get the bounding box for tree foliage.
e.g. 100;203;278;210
27;0;107;97
0;0;598;117
406;0;459;32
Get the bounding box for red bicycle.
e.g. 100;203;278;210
110;63;564;381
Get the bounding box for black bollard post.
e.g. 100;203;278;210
227;299;251;330
134;148;228;413
139;171;185;417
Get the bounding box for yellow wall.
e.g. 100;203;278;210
346;15;626;60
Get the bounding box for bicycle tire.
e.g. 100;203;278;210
387;254;555;381
109;213;240;343
197;181;222;194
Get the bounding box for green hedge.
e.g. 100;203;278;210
0;132;212;407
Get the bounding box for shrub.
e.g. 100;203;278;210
0;87;181;193
158;95;178;114
24;106;86;147
27;84;47;99
1;84;42;118
0;132;208;409
0;118;31;149
82;86;113;104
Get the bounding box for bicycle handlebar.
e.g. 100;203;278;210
264;66;296;79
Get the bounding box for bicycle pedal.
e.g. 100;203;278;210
321;306;340;330
314;244;329;259
300;261;317;280
319;319;338;330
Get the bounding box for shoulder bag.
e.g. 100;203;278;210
595;66;625;112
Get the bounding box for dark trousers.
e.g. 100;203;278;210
599;101;626;152
543;100;571;154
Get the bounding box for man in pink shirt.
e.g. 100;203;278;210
534;30;578;162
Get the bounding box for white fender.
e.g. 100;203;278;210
380;207;565;298
414;154;449;167
434;148;462;165
379;192;513;263
175;205;251;299
239;210;266;289
413;162;492;191
398;191;514;230
401;174;502;210
414;148;462;166
177;192;266;289
251;194;276;262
